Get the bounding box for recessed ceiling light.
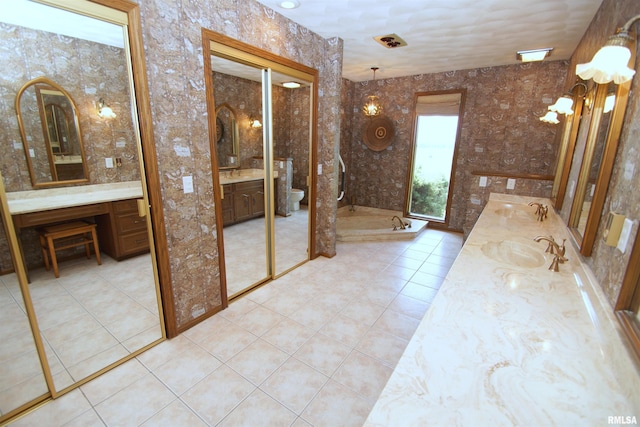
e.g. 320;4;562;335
279;0;300;9
516;48;553;62
282;81;301;88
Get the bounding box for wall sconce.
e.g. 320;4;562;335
577;14;640;84
362;67;383;117
97;98;116;119
250;117;262;128
548;81;588;116
539;111;559;124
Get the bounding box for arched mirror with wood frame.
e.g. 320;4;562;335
568;77;631;256
16;77;90;187
215;102;240;169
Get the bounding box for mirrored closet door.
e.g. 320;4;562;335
0;1;165;420
205;31;315;299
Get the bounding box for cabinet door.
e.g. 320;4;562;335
221;184;234;225
233;190;252;222
251;187;265;216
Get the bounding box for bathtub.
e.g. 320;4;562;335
336;206;428;241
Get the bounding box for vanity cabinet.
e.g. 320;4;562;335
55;163;85;181
223;179;265;226
221;184;235;225
95;199;150;260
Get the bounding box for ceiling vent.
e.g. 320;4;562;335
374;33;407;49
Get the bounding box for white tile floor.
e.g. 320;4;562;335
225;207;309;297
0;253;161;417
9;228;463;427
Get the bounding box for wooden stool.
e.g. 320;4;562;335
38;221;102;278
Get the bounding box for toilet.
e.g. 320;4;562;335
290;188;304;211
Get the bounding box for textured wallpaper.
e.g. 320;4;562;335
0;24;139;271
136;0;343;328
0;24;139;192
341;60;568;235
559;0;640;307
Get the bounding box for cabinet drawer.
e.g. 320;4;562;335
113;199;139;214
234;180;263;192
118;230;149;256
115;212;147;235
13;202;109;228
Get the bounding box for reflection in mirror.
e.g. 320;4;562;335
0;173;49;420
0;0;165;402
215;103;240;169
569;77;631;256
16;78;89;186
551;87;588;209
207;33;314;300
211;56;269;297
271;70;311;279
576;83;614;237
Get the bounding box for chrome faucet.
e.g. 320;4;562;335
533;235;568;272
391;216;411;230
528;202;548;221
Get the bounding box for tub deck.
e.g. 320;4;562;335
336;206;428;241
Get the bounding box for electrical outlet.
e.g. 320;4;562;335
105;157;113;168
317;164;322;175
479;176;488;187
506;178;516;190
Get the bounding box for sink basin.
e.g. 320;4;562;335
493;206;532;219
481;240;546;268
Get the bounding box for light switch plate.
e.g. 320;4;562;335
317;164;322;175
105;157;113;168
617;218;634;253
183;176;194;194
479;176;487;187
506;178;516;190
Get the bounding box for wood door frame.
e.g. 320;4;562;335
404;89;466;227
202;29;319;304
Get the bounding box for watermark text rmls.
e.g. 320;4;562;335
608;416;637;425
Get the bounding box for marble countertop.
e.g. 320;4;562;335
54;155;83;164
365;193;640;426
6;181;143;214
219;168;277;185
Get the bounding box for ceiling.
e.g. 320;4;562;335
255;0;604;82
2;0;124;48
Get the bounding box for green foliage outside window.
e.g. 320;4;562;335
410;166;449;219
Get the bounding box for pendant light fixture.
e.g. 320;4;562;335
363;67;383;117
